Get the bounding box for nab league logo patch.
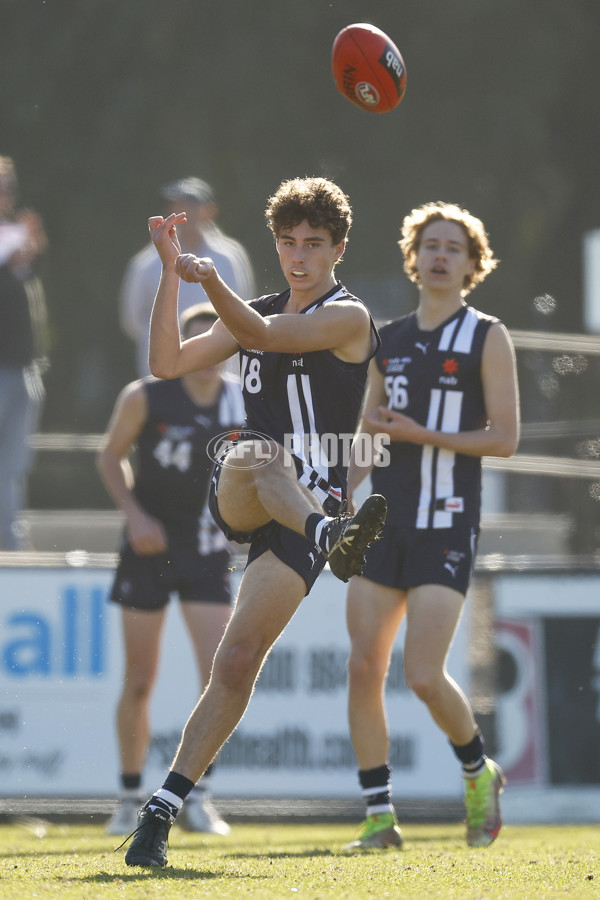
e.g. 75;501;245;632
384;356;411;373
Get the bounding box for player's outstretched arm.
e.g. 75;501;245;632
147;215;239;379
176;251;372;363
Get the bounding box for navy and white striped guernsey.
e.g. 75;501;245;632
239;282;379;504
371;305;499;529
134;373;245;550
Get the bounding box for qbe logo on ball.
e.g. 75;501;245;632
206;429;279;469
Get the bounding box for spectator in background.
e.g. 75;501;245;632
120;177;255;377
98;302;245;836
0;155;49;550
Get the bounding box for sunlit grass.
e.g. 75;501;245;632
1;820;599;898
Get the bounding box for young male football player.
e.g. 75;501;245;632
344;202;519;850
123;176;386;867
98;304;244;837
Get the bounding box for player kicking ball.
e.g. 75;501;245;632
122;176;386;867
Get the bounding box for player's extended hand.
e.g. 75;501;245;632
175;253;215;283
148;212;186;268
364;406;426;444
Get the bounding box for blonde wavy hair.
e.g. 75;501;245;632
399;202;498;295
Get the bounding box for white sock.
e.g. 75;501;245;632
149;788;184;816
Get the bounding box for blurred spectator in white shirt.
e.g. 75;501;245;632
120;177;255;377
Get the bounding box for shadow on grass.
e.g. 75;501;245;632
6;846;125;859
403;831;463;845
224;849;338;860
60;868;262;883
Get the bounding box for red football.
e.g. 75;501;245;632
332;23;406;114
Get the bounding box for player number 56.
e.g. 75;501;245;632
384;374;409;409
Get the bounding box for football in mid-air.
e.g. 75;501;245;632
331;23;406;114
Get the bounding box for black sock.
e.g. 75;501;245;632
148;770;196;818
450;731;486;777
120;773;142;792
359;763;393;815
163;770;196;800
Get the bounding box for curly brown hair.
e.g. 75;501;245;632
265;176;352;246
399;202;499;295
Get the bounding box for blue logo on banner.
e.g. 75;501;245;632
2;585;107;678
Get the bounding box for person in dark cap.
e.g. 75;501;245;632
120;177;255;377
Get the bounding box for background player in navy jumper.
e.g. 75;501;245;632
123;176;386;867
98;303;244;837
344;202;520;851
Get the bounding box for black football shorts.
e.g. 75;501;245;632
110;539;233;611
361;521;479;596
208;457;330;595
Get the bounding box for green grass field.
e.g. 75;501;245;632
1;820;598;899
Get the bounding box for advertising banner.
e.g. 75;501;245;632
0;566;467;799
494;573;600;822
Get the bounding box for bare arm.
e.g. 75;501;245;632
96;382;168;555
175;253;373;363
147;213;239;379
365;323;520;458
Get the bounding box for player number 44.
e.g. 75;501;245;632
153;439;192;472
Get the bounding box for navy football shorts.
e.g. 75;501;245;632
245;521;327;595
109;539;232;611
208;458;330;595
360;521;480;597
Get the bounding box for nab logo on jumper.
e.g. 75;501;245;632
373;305;499;530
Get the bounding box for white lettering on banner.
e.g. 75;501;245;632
0;568;467;798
